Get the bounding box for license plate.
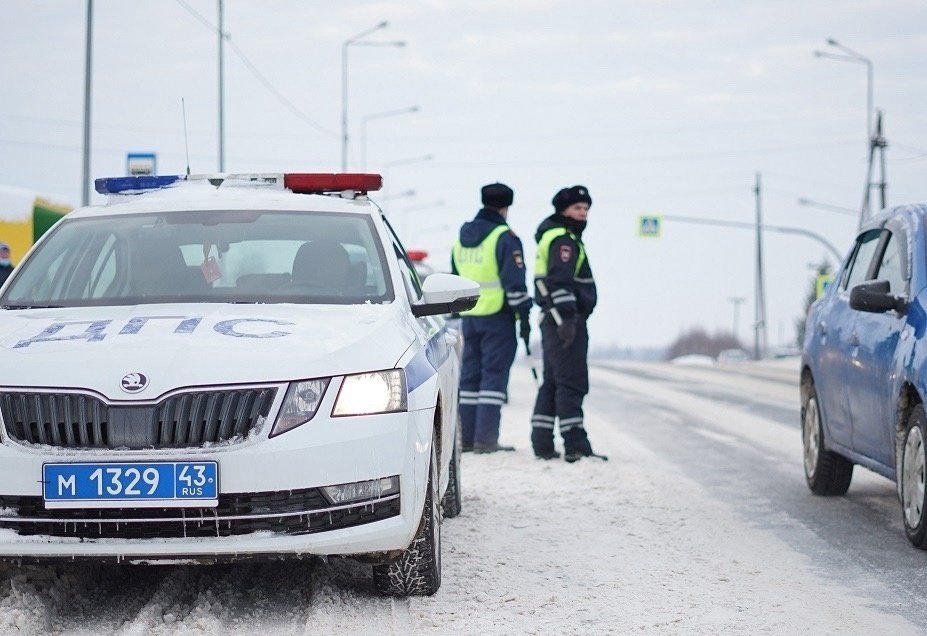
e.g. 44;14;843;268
42;461;218;509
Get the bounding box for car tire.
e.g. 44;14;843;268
373;437;442;596
900;405;927;548
803;383;853;496
441;417;463;519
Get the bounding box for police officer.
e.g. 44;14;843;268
530;185;600;462
452;183;532;453
0;243;13;286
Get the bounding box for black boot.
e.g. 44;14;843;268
564;437;594;463
531;427;557;460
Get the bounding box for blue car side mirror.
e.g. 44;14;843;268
849;279;907;314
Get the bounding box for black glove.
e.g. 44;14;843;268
557;317;576;349
519;316;531;342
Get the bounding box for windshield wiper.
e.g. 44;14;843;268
1;304;65;310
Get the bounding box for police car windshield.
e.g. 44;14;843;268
1;210;394;307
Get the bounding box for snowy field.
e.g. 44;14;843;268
0;357;924;634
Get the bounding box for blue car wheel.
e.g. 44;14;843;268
901;405;927;548
802;381;853;496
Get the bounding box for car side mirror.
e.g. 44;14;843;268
411;273;480;317
849;279;907;314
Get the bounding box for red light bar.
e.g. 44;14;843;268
406;250;429;262
284;173;382;194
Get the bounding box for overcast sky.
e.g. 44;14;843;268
2;0;926;350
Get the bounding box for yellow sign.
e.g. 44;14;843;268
816;273;834;299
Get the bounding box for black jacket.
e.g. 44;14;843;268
534;214;597;319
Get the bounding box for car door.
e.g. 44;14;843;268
814;229;884;449
845;225;911;466
382;218;459;434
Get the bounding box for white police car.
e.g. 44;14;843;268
0;172;477;596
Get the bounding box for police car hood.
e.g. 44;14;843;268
0;303;415;401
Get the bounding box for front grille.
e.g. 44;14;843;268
0;388;276;449
0;489;400;539
155;389;276;447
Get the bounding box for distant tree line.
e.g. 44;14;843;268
665;328;746;361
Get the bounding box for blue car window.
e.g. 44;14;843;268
876;233;906;294
842;230;882;292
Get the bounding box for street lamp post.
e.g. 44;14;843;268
361;106;419;170
383;154;433;219
660;215;843;261
400;199;444;238
813;38;874;228
81;0;93;206
218;0;225;172
341;22;405;171
797;197;857;216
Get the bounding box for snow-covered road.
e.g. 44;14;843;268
1;358;925;634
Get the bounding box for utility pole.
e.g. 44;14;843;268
877;112;887;211
81;0;93;206
754;172;767;360
217;0;225;173
859;109;889;227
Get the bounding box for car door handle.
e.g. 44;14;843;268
849;333;860;346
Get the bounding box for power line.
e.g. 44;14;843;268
174;0;335;137
174;0;214;31
431;140;860;168
0;137;329;167
0;112;326;142
224;38;335;136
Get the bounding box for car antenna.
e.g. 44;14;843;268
181;98;192;176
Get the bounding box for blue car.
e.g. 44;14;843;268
802;203;927;548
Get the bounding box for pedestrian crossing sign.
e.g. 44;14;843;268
816;273;834;299
638;215;662;238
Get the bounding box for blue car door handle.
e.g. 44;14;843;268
849;333;860;346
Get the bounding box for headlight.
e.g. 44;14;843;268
332;369;407;417
270;378;330;437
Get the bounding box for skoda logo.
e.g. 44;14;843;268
120;372;149;393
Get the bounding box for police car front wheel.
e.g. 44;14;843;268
373;435;442;596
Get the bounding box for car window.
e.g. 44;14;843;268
392;243;423;301
876;232;906;294
842;229;882;291
2;210;394;307
382;217;423;300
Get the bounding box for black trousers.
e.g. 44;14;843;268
530;314;592;455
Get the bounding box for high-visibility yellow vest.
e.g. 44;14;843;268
452;225;509;316
534;227;586;278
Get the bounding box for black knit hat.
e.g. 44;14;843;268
481;182;514;209
552;185;592;213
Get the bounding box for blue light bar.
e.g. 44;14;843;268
94;175;182;195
